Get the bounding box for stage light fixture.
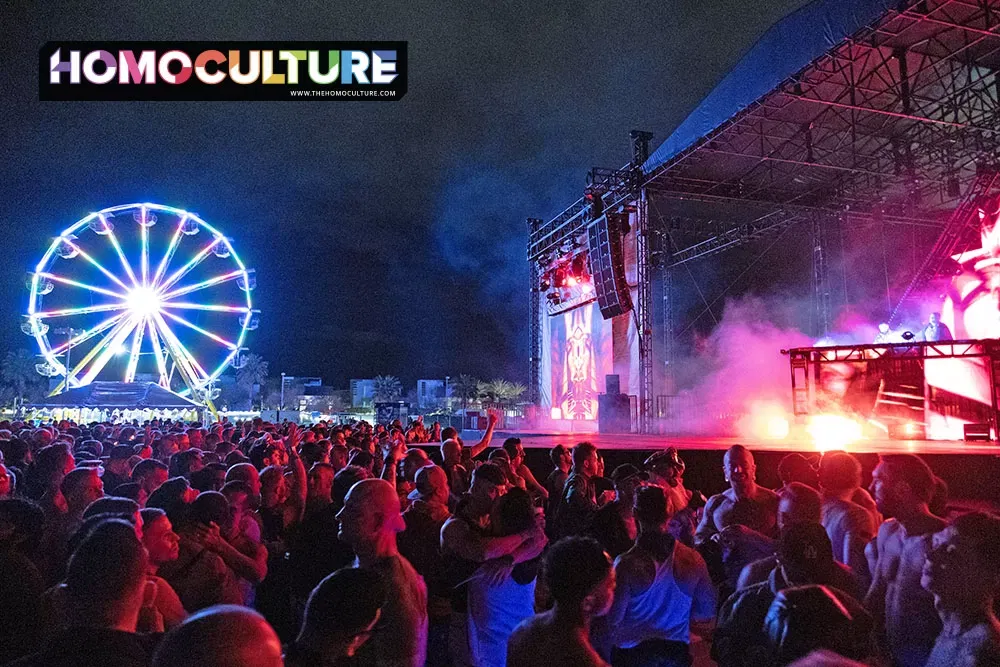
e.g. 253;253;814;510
553;268;567;288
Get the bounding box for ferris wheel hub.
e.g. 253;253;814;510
126;286;161;317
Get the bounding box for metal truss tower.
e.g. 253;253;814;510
527;218;543;406
812;215;832;337
632;130;655;433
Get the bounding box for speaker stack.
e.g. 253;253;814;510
588;213;633;320
598;374;631;433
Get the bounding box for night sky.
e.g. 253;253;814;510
0;0;812;387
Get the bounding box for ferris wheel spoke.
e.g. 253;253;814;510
159;301;251;313
61;240;132;292
152;312;210;383
151;214;188;289
51;315;136;393
50;312;128;355
124;316;147;383
35;302;129;319
146;318;170;387
78;316;141;385
98;214;140;288
140;210;149;286
159;270;244;302
157;236;223;295
39;272;128;300
160;310;238;350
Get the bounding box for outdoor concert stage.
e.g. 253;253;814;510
526;0;1000;447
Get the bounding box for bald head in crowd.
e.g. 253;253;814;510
337;478;406;560
695;445;779;544
152;605;282;667
401;448;430;482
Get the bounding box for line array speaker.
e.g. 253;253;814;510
587;213;632;319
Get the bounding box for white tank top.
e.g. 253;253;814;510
617;544;692;648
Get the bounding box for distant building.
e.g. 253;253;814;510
350;379;375;408
416;379;452;410
297;386;350;414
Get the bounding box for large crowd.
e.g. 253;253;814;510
0;412;998;667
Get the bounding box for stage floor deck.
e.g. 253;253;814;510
501;432;1000;456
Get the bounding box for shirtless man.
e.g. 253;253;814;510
818;452;877;592
695;445;779;545
865;454;946;667
921;512;1000;667
507;536;616;667
597;486;716;665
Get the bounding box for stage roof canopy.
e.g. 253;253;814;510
643;0;900;174
531;0;1000;265
29;382;202;410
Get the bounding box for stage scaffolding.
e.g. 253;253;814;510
528;0;1000;432
785;338;1000;438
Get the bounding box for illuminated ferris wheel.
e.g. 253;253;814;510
23;203;258;405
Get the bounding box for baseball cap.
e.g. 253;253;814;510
643;448;684;471
610;463;648;486
407;465;449;501
778;522;835;583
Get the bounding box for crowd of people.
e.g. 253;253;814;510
0;414;998;667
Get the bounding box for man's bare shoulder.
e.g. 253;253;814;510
705;491;730;509
508;613;608;667
757;486;780;500
673;540;709;575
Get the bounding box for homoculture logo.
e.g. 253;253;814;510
40;42;407;101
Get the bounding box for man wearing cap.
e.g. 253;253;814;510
596;485;716;666
102;445;134;493
588;464;648;559
744;483;865;599
644;448;691;516
713;522;868;667
646;448;705;547
399;465;453;666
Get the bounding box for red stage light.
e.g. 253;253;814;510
553;268;567;288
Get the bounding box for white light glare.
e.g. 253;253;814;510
126;286;161;316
